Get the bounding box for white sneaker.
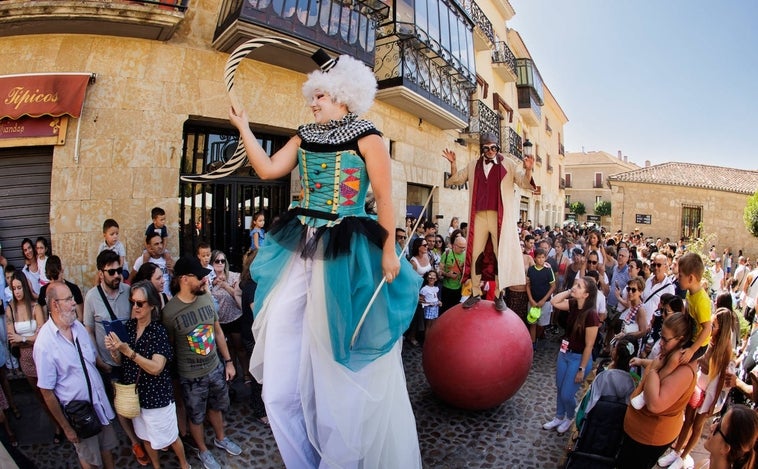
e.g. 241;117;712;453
668;455;685;469
557;418;573;434
682;454;694;469
658;449;680;467
542;417;563;430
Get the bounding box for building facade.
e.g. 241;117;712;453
0;0;566;284
563;150;639;226
608;162;758;258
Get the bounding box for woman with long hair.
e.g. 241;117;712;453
697;404;758;469
409;237;434;277
619;312;698;468
209;250;246;378
658;308;737;469
544;277;600;434
586;229;606;265
5;271;62;442
132;262;170;309
35;236;51;286
20;238;40;299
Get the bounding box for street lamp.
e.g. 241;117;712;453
523;139;533;159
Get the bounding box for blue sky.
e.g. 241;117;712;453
509;1;758;171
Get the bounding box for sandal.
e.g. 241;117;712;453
53;431;64;444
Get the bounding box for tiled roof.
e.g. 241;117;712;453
564;151;640;170
608;162;758;195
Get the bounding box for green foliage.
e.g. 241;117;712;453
594;200;611;217
683;223;715;289
569;201;586;216
744;191;758;238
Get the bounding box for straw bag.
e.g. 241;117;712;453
113;373;140;418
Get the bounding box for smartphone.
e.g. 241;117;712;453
103;320;129;343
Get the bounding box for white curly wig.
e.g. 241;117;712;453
302;54;377;116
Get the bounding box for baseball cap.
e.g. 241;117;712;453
572;247;584;256
173;256;211;279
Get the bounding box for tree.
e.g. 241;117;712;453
745;190;758;238
569;201;586;216
594;200;611;217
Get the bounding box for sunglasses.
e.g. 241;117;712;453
421;243;428;247
626;286;638;293
102;268;122;276
652;262;665;268
435;240;443;244
214;258;227;264
130;300;147;308
397;235;407;240
713;417;735;446
587;260;598;265
481;144;499;152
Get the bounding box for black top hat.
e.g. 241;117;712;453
311;48;338;72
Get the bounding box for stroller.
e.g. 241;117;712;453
564;369;636;469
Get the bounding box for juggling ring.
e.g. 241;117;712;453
181;36;300;183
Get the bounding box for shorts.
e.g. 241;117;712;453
537;302;552;327
73;423;118;467
180;361;230;425
423;305;439;320
220;314;245;335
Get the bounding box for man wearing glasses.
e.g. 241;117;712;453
84;249;147;465
642;253;675;326
442;132;535;310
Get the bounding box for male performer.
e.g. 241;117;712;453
442;132;535;310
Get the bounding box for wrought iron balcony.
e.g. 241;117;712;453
214;0;389;67
506;126;522;160
458;0;494;50
374;37;474;129
492;41;517;82
559;143;565;156
462;100;499;138
0;0;187;41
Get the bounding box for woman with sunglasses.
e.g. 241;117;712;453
697;405;758;469
104;281;190;469
619;312;697;468
209;250;246;379
614;276;648;342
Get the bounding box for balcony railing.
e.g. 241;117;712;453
374;37;474;129
464;100;499;137
535;154;542;165
506;126;522;160
517;87;541;126
491;41;517;81
214;0;389;61
559;143;565;156
459;0;494;46
0;0;187;41
547;164;553;173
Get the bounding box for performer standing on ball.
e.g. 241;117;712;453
229;50;422;468
442;133;535;311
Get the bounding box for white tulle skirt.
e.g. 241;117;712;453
250;256;421;469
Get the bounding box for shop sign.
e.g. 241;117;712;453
0;115;68;147
1;73;91;120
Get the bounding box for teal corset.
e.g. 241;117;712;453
293;148;370;227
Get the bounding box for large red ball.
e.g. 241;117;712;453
422;301;533;410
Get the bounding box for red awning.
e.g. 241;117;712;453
0;73;93;120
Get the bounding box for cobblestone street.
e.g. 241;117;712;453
2;315;706;468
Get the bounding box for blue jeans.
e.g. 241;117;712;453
555;351;591;419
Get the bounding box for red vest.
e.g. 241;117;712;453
473;158;505;212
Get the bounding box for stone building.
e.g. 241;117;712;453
563;150;639;226
0;0;566;285
608;162;758;258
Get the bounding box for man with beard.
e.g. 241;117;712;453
162;256;241;469
37;282;118;468
84;249;147;465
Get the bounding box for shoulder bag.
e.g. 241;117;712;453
63;338;103;439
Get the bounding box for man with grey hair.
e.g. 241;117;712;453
439;236;467;313
442;132;535;311
36;282;118;468
642;253;675;327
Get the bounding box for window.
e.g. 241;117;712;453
595;196;602;204
565;173;572;188
565;194;570;208
594;172;603;188
681;205;702;239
